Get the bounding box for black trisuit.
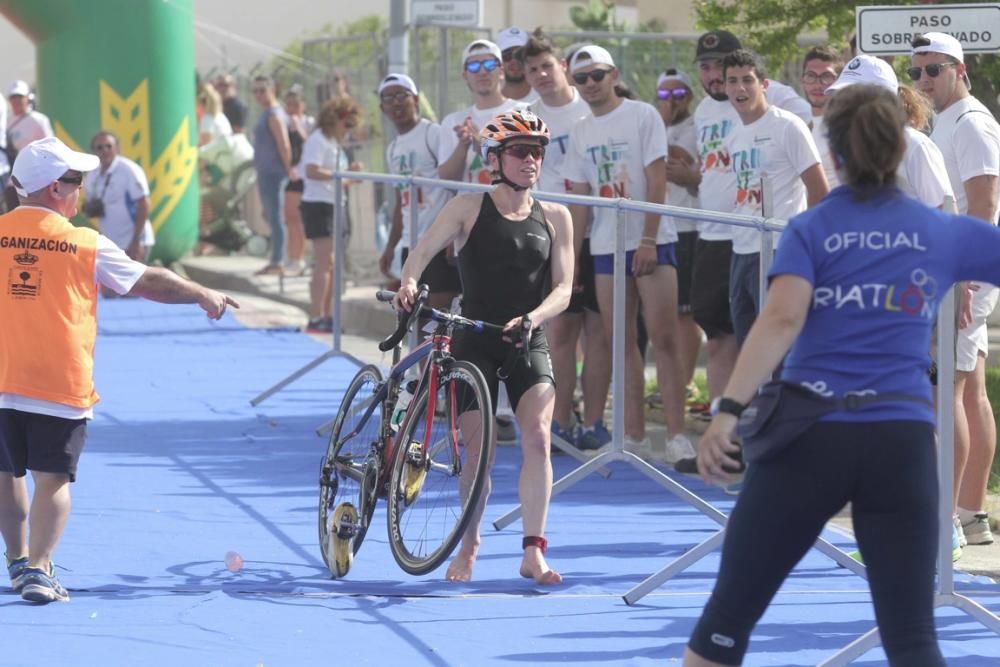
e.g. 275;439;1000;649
453;193;556;413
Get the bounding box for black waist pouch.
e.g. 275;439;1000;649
736;381;929;464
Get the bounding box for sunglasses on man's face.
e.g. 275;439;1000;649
907;62;957;81
573;69;612;85
465;58;500;74
380;91;412;104
503;144;545;161
501;47;521;62
801;71;837;86
656;88;689;101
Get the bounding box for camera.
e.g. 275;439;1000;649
83;198;105;218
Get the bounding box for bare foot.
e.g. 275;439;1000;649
446;548;477;582
519;547;563;585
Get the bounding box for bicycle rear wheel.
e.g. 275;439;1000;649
386;359;494;575
319;364;383;578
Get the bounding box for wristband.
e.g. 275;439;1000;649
710;396;746;417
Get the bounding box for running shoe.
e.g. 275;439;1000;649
550;421;577;453
19;564;69;603
305;317;333;334
6;553;28;593
576;420;612;455
624;436;654;461
674;455;699;475
662;434;696;464
953;515;968;548
961;512;995;546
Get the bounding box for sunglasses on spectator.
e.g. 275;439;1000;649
465;58;500;74
92;143;113;151
501;47;521;62
380;91;412;104
503;144;545;160
801;71;837;85
907;62;957;80
252;87;269;94
573;69;612;85
656;88;689;101
57;174;83;185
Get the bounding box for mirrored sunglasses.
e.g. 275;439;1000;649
656;88;689;101
465;58;500;74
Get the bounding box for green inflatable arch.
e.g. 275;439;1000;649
0;0;199;263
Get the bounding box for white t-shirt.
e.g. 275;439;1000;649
725;105;820;255
811;114;840;190
385;119;448;247
665;115;700;233
529;90;592;195
301;130;348;204
0;226;146;420
930;95;1000;218
564;98;673;255
199;112;232;144
510;89;540;106
438;99;522;185
83;156;155;250
7;110;53;152
899;126;952;208
694;83;815;241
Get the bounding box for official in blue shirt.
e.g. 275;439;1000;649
683;85;1000;666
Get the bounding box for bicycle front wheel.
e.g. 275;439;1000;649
319;364;383;578
387;359;494;575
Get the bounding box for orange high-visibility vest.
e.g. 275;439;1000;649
0;207;100;408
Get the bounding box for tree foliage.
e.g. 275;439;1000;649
693;0;1000;116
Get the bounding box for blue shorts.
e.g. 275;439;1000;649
592;243;677;276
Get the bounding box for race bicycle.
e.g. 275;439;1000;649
318;285;526;578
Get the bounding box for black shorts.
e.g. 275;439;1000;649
566;238;599;314
452;327;554;414
300;200;333;239
675;231;698;314
691;238;734;339
400;247;462;294
285;178;304;193
0;409;88;482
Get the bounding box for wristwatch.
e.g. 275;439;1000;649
710;396;746;417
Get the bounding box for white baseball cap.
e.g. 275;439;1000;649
657;69;693;90
461;40;502;64
377;73;418;97
569;45;616;74
8;80;30;97
825;55;898;95
496;27;529;53
911;31;964;63
11;137;99;197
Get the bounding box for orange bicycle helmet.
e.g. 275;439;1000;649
479;110;550;160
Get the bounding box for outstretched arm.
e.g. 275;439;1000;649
128;267;240;319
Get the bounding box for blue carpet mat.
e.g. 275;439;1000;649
2;299;997;666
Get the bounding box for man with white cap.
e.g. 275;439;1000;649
911;32;1000;549
377;74;458;312
520;29;611;455
657;68;703;413
0;137;238;603
824;54;952;208
497;26;538;105
437;39;522;186
4;81;53;211
564;44;694;464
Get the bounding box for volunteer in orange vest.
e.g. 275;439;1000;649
0;137;239;604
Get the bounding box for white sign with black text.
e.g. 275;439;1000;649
411;0;481;27
856;3;1000;55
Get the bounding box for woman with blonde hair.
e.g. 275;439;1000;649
197;82;232;147
299;96;361;332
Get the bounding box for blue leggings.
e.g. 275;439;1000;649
688;420;945;666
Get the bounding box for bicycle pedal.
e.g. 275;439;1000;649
329;502;359;578
402;442;427;507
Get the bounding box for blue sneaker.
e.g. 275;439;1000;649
550;421;577;450
6;553;28;592
19;565;69;603
576;420;612;453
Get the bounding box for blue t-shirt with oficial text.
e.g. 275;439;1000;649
770;185;1000;423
